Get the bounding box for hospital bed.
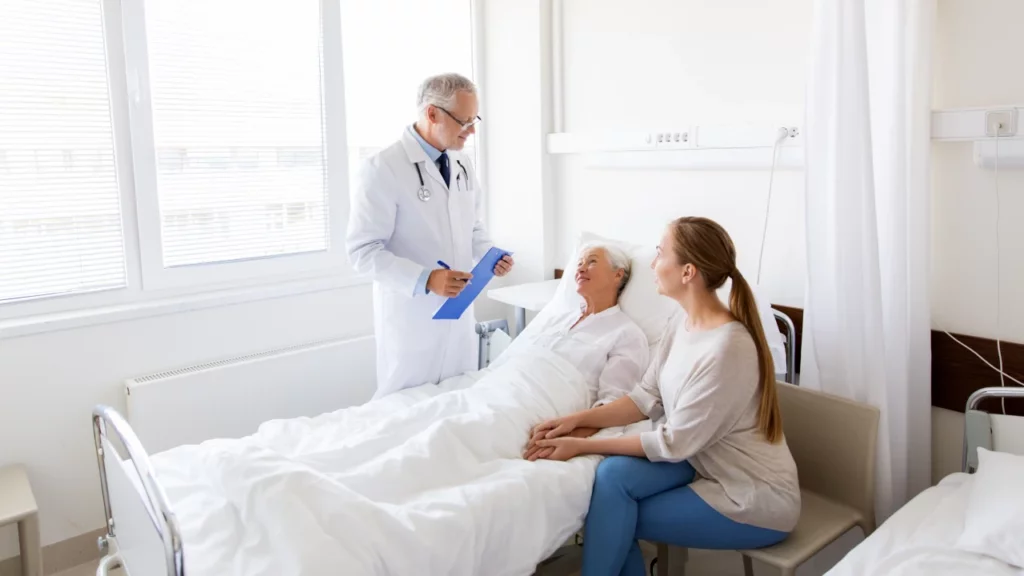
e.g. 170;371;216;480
824;386;1024;576
89;232;799;576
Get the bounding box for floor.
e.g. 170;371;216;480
53;552;802;576
52;560;119;576
53;562;96;576
57;536;854;576
539;544;776;576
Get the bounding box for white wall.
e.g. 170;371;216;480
549;0;1024;333
554;0;812;308
928;0;1024;482
931;0;1024;344
545;0;1024;485
475;0;557;325
0;284;374;561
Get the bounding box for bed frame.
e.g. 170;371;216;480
961;386;1024;473
93;405;183;575
773;309;797;384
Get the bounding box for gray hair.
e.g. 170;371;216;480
578;242;632;295
417;73;477;114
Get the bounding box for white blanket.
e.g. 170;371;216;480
826;473;1024;576
151;344;638;576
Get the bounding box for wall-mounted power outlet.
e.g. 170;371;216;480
650;131;690;149
985;110;1017;137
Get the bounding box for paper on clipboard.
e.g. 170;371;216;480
433;247;511;320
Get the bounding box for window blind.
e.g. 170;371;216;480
0;0;126;303
143;0;329;268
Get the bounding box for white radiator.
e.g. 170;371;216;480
125;335;376;454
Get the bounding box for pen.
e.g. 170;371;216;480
437;260;469;283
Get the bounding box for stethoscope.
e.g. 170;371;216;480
415;159;470;202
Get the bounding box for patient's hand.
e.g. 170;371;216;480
524;426;597;461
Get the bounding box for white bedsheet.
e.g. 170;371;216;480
150;344;643;576
826;473;1024;576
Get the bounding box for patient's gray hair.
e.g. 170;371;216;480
578;242;632;295
417;73;477;114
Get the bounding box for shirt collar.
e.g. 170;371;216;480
408;125;443;163
576;303;621;320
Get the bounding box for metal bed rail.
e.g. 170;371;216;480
476;319;511;369
961;386;1024;473
772;308;797;385
93;405;184;576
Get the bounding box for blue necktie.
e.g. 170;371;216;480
437;152;450;188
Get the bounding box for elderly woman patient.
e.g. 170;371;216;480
499;242;649;409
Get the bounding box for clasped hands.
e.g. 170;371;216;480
522;414;597;462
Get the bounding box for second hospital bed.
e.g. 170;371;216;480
824;386;1024;576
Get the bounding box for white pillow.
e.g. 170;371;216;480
956;447;1024;568
554;231;680;349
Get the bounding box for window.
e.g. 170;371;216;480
124;0;343;288
1;0;477;319
0;0;126;303
339;0;477;192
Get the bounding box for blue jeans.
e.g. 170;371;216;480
582;456;789;576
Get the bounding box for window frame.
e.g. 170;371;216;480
0;0;482;330
120;0;350;291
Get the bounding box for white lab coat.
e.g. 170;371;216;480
346;129;493;398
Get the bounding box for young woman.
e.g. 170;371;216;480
525;216;800;576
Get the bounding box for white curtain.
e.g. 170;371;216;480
802;0;935;521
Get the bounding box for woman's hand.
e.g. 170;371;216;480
524;428;597;460
528;437;584;462
523;414;580;459
530;414;580;442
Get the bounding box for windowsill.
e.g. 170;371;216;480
0;274;372;340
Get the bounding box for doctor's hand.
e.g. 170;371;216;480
427;269;473;298
493;255;514;277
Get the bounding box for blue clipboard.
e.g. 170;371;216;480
433;247;511;320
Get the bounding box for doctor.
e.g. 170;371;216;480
347;73;514;398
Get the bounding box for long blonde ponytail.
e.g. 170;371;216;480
728;268;782;443
670;216;784;443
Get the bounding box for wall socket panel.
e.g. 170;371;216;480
986;109;1018;137
646;131;691;149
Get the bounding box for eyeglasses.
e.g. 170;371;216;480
436;106;482;131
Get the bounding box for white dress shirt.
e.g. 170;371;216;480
504;305;649;407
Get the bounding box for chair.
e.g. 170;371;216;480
653;382;880;576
